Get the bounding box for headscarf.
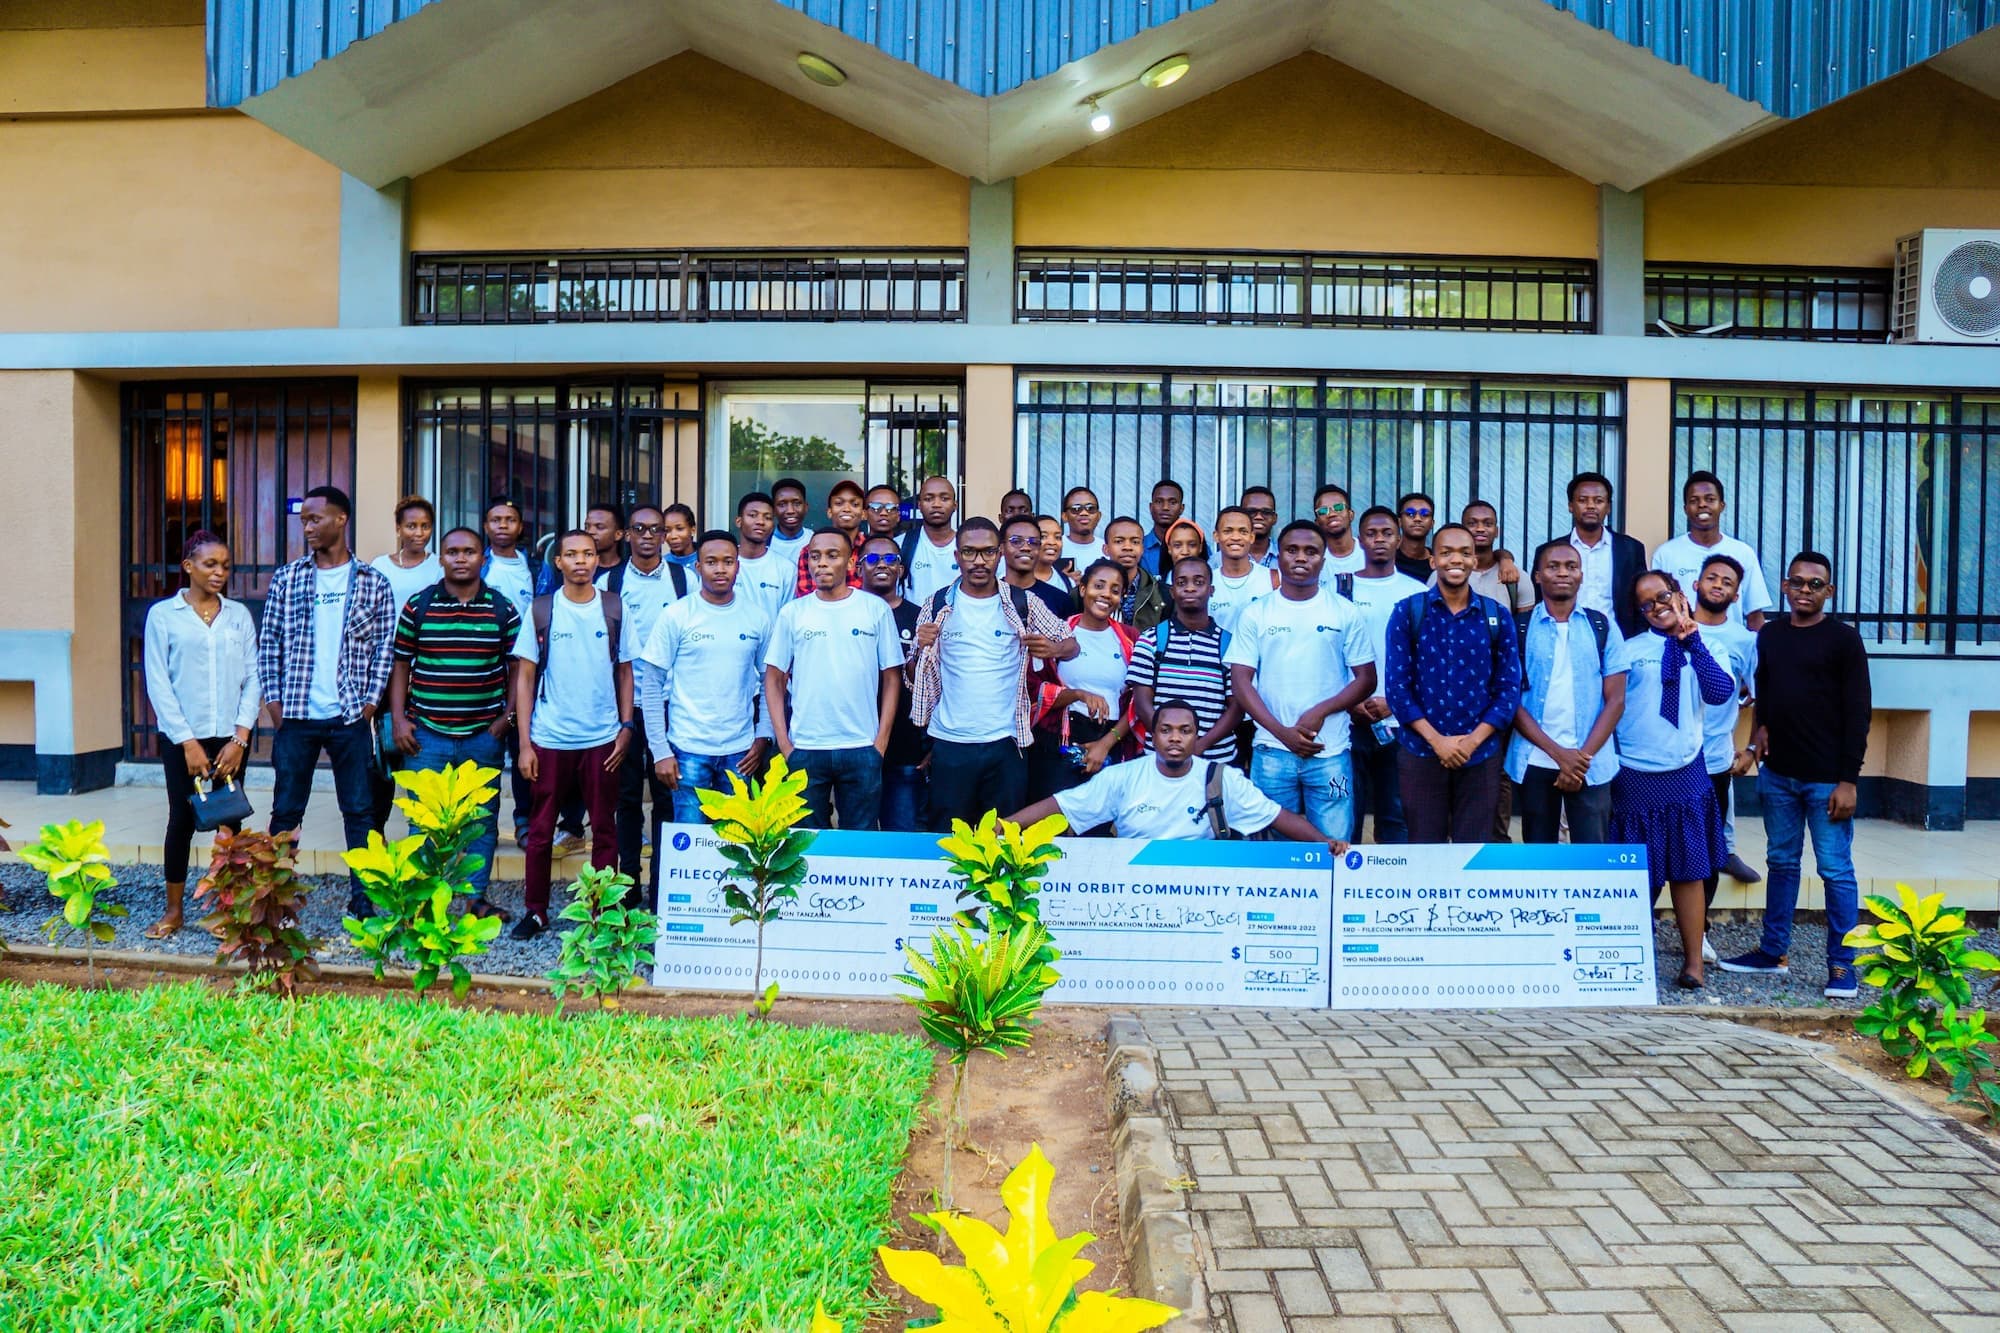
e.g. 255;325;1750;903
1157;518;1210;577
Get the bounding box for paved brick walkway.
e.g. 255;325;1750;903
1142;1009;2000;1331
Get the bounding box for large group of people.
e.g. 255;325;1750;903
141;468;1872;995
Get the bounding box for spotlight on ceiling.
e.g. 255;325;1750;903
1140;53;1191;89
796;52;847;87
1087;97;1111;133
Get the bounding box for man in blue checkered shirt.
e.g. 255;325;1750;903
258;485;397;915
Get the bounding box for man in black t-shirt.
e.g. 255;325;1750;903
1003;513;1074;619
861;535;929;833
1719;551;1872;999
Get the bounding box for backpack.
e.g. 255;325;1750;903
1512;606;1609;667
529;591;622;702
1403;591;1513;669
1332;572;1354;600
926;580;1032;624
1197;762;1274;841
603;560;688;599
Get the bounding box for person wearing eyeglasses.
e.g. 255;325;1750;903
1719;552;1871;999
791;478;867;597
1059;486;1104;572
601;504;684;894
1314;483;1367;580
1393;492;1438;582
1565;471;1649;638
1609;569;1737;990
859;534;930;832
1007;514;1075;619
1142;479;1186;573
909;518;1078;831
864;483;905;541
1236;486;1281;570
901;475;960;603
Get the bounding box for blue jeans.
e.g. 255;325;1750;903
1249;747;1354;841
881;762;931;833
407;724;505;895
1758;769;1860;967
795;746;884;831
269;716;377;905
669;747;750;825
1349;724;1406;844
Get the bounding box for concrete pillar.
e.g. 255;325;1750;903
1623;377;1673;552
963;364;1015;514
354;375;403;558
967;179;1015;327
1597;185;1645;338
339;174;408;328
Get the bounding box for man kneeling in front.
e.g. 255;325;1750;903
1008;699;1346;848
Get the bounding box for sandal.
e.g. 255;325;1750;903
144;918;182;940
1676;971;1704;991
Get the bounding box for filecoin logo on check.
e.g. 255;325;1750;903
1352;854;1408;867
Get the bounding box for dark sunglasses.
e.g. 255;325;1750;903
1402;506;1433;519
1243;506;1277;517
1066;502;1100;515
1315;503;1349;516
1784;576;1830;592
860;552;902;566
627;523;664;536
864;501;901;512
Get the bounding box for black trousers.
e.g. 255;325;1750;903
162;735;238;883
617;734;671;901
928;738;1028;833
1703;770;1732;907
1397;749;1502;844
1515;767;1613;844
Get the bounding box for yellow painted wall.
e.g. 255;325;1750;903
1016;54;1598;255
963;365;1014;516
1623;379;1673;552
71;374;124;754
408;54;968;252
0;17;204;113
1971;714;2000;779
1649;69;2000;266
352;377;404;561
0;683;33;746
1878;710;1930;786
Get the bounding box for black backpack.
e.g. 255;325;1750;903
926;582;1032;623
1198;762;1276;841
1512;606;1609;667
529;592;623;701
601;560;687;599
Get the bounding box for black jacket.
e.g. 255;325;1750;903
1608;530;1649;639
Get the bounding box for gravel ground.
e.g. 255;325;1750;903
6;862;1996;1009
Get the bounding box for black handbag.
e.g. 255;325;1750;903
189;775;254;832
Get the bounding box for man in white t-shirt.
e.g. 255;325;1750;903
902;474;961;603
767;477;813;571
1692;552;1763;893
765;530;905;830
1059;485;1103;572
1313;483;1367;580
731;491;794;623
1654;470;1772;632
601;504;684;897
479;495;571;848
640;529;773;831
1225;521;1378;840
1344;506;1427;843
1007;700;1342;845
509;530;634;939
910;518;1077;831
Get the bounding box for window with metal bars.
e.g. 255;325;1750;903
1671;386;2000;654
410;250;966;324
1015;250;1596;333
406;379;702;556
1015;373;1622;565
122;381;357;761
1646;265;1891;341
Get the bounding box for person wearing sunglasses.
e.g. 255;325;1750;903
909;517;1078;830
1007;514;1075;619
1313;483;1367;581
1059;485;1104;572
1236;486;1281;570
1719;552;1871;999
1393;492;1438;582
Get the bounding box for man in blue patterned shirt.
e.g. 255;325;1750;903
258;485;397;915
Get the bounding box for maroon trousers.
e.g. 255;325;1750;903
522;740;619;915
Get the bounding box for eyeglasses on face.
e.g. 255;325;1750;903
1637;594;1679;614
1315;503;1349;516
627;523;664;536
1402;507;1433;519
1243;506;1277;518
865;501;900;513
1066;502;1100;515
1004;534;1041;548
860;552;902;567
958;546;1001;562
1784;576;1830;592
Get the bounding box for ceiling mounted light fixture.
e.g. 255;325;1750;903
1087;97;1111;133
796;52;847;87
1140;53;1191;89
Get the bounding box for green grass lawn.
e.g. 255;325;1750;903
0;982;933;1331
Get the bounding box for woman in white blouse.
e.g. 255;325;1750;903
141;531;261;938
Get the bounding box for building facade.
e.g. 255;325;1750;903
3;0;1998;824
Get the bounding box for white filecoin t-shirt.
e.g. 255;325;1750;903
605;560;683;664
511;590;623;750
1056;758;1283;841
369;552;441;616
1344;573;1427;698
483;550;536;621
1223;587;1375;754
908;530;960;605
640;593;770;757
1060;624;1128;717
1319;543;1368;579
764;589;903;750
929;590;1023;745
1209;565;1275;634
306;560;353;720
1525;620;1579;769
1654;533;1773;625
733;549;795;623
1061;535;1102;570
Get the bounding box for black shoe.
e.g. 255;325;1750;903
468;897;512;924
509;912;547;941
1722;853;1762;883
347;894;376;919
1676;971;1704;991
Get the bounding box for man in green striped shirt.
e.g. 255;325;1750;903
388;526;522;917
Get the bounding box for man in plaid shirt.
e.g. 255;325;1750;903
258;485;398;916
909;516;1077;831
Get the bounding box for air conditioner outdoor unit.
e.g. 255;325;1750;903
1892;229;2000;344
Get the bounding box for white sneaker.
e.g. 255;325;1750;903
551;829;580;855
1701;935;1718;965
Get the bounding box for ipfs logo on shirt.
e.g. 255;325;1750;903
738;632;757;642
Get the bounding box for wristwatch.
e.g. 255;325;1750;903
618;719;637;732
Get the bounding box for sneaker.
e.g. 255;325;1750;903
467;897;512;924
551;829;579;855
1824;965;1859;999
509;912;547;941
1717;948;1789;975
1701;935;1718;965
1722;853;1762;884
347;894;376;920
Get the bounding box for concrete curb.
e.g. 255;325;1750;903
1104;1012;1210;1332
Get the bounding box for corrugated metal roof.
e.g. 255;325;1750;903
1546;0;2000;118
208;0;444;107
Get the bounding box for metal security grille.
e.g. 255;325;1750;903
411;251;966;324
1672;387;2000;653
1016;250;1596;333
867;384;962;498
408;380;702;555
122;381;357;761
1646;265;1891;341
1016;374;1622;563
